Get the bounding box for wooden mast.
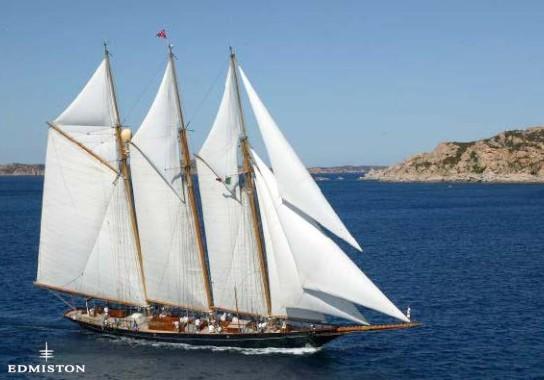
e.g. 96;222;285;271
168;44;214;311
229;47;272;316
104;43;149;302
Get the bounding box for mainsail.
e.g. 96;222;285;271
196;64;267;316
36;56;147;306
131;54;209;311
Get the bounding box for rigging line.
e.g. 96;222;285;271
122;58;166;124
130;142;184;202
48;123;119;175
48;290;77;310
184;57;229;129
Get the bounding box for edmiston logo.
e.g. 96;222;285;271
7;342;85;374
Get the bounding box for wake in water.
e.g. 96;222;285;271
101;335;322;356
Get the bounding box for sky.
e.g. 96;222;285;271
2;1;544;166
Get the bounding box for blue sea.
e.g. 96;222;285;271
0;175;543;379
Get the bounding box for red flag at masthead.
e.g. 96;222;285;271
156;29;167;39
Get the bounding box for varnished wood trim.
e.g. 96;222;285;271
336;321;421;333
169;47;215;311
229;50;272;315
147;298;210;313
104;49;149;303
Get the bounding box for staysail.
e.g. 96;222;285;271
253;152;368;324
252;151;407;322
36;57;147;306
131;58;208;310
238;65;408;322
196;65;267;316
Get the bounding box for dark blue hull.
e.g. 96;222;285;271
70;318;344;348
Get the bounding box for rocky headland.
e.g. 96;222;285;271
0;163;44;176
364;127;544;183
309;165;385;174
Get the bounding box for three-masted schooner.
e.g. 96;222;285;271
35;43;417;348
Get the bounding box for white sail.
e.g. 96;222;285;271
56;59;114;127
196;65;266;315
278;203;407;321
130;60;208;310
253;152;368;324
55;59;117;165
79;176;147;304
239;68;362;252
37;59;147;305
252;150;407;322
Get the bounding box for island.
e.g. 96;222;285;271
364;127;544;183
0;162;384;177
308;165;386;174
0;163;44;176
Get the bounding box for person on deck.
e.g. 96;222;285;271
180;316;188;330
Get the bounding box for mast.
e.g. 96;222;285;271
168;44;214;311
229;47;272;316
104;43;148;302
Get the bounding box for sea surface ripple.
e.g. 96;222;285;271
0;175;543;379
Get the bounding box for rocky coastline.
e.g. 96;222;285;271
364;127;544;183
0;163;44;176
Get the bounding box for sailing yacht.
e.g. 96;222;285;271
35;44;417;348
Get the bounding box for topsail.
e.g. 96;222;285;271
196;64;267;316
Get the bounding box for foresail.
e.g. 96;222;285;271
37;58;146;305
130;60;208;310
279;199;408;322
298;291;368;325
252;151;407;323
239;67;362;251
196;66;266;315
79;176;147;305
37;130;146;305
